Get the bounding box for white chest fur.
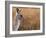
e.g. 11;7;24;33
14;12;21;31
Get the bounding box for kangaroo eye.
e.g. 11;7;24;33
20;15;23;17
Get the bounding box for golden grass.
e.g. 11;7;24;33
12;7;40;31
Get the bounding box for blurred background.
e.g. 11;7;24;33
12;7;40;31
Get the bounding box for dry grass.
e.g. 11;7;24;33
12;7;40;31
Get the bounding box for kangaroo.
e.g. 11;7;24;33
13;8;23;31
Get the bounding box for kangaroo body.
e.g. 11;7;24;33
13;8;23;31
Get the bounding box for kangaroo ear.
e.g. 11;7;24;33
19;9;21;12
19;9;23;12
16;8;19;12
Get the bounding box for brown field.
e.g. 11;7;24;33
12;7;40;31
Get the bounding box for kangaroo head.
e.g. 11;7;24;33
16;8;22;14
16;8;23;20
